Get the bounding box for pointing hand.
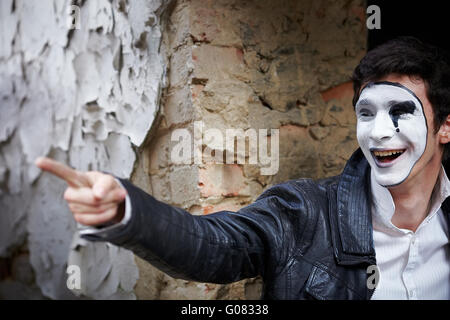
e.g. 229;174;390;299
35;157;127;226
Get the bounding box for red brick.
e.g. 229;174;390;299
201;200;244;215
320;81;353;103
199;164;246;198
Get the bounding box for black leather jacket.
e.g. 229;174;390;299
82;148;450;299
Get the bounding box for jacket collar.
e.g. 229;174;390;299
440;159;450;226
333;148;450;265
332;148;376;265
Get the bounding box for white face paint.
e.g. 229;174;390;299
355;82;428;187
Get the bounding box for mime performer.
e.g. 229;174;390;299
36;37;450;300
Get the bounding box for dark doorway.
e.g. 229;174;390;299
367;1;450;53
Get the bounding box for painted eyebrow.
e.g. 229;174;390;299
355;98;372;107
387;100;416;107
388;100;417;113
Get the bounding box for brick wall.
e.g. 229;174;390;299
131;0;367;299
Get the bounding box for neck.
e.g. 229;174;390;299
388;156;442;232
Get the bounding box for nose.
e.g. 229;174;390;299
370;112;395;142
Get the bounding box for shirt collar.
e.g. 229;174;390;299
370;165;450;233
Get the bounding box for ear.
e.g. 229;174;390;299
438;114;450;144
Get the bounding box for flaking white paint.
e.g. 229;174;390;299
0;0;170;299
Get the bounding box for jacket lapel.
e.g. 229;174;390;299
329;148;376;265
440;158;450;230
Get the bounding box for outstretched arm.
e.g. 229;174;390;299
36;157;299;284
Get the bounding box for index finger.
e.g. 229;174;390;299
35;157;90;188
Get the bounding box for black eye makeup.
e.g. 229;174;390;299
357;108;374;117
388;101;416;132
355;99;374;118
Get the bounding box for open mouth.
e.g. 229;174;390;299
371;149;406;164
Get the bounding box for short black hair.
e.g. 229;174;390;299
352;36;450;159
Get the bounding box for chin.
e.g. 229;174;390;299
373;171;409;187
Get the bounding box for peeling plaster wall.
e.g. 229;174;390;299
0;0;170;299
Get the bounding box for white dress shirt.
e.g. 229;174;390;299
370;167;450;300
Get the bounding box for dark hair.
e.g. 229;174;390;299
352;36;450;159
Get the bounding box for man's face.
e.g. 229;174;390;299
355;75;441;187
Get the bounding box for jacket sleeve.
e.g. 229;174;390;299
80;178;306;284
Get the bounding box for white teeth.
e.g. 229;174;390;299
373;149;405;157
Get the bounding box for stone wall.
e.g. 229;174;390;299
132;0;367;299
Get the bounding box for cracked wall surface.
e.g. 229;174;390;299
0;0;171;299
132;0;367;299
